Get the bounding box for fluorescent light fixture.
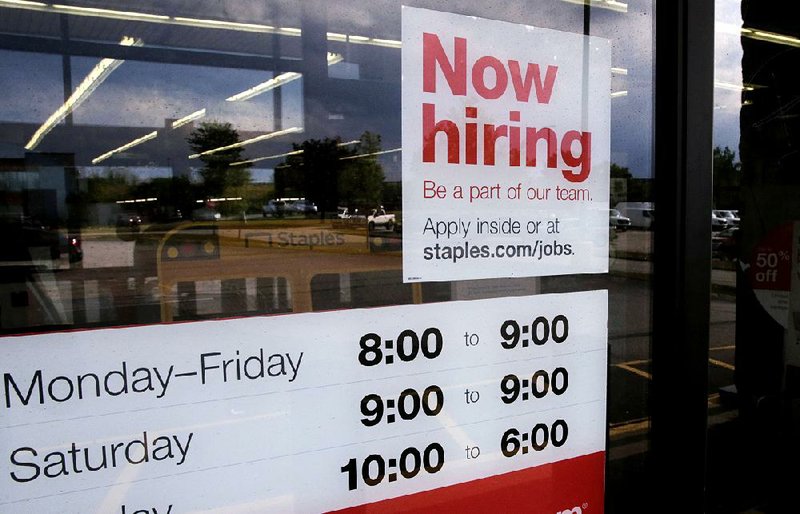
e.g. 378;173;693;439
188;126;303;159
327;32;402;48
173;16;292;34
0;2;302;35
197;197;243;203
53;4;169;21
714;81;755;92
747;29;800;47
92;131;158;164
231;149;303;166
226;72;302;102
226;53;342;102
340;148;402;161
723;25;800;48
611;67;628;75
560;0;628;13
1;2;411;48
172;108;207;129
232;139;365;166
0;0;46;7
25;36;142;150
116;197;158;204
611;90;628;98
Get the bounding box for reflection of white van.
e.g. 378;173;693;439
615;202;655;229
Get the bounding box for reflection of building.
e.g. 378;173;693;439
0;152;76;225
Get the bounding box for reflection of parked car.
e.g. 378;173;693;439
711;212;729;231
192;207;221;221
262;200;287;217
609;209;631;231
289;199;318;215
368;207;396;232
713;209;739;226
0;216;81;263
712;226;738;260
116;213;142;241
615;202;655;230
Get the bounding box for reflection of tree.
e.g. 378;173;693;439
609;162;653;203
713;145;741;208
187;121;252;199
611;163;631;179
339;132;385;208
132;176;194;220
87;169;137;203
274;131;386;215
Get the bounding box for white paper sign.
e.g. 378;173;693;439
402;7;611;282
1;291;607;513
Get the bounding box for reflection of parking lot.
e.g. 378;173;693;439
20;226;740;442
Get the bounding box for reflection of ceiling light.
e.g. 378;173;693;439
720;24;800;48
0;0;46;7
25;36;142;150
560;0;628;14
746;29;800;48
327;32;402;48
340;148;402;161
196;197;242;203
53;4;169;21
173;17;296;34
92;130;158;164
231;149;303;166
226;72;302;102
714;81;755;92
188;126;303;159
226;53;342;102
611;67;628;75
232;139;362;166
116;197;157;204
0;2;302;35
611;90;628;98
172;109;206;129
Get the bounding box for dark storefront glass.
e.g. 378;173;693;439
707;1;800;511
1;1;657;512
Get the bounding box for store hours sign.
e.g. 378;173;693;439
402;7;611;282
1;291;607;513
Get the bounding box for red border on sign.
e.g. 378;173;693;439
328;451;605;514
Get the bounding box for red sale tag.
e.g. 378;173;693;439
749;222;793;292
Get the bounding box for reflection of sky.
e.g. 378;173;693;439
0;51;64;124
714;0;743;157
70;58;278;131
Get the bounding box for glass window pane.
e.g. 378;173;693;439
0;1;656;512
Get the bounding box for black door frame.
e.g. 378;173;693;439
652;0;714;511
